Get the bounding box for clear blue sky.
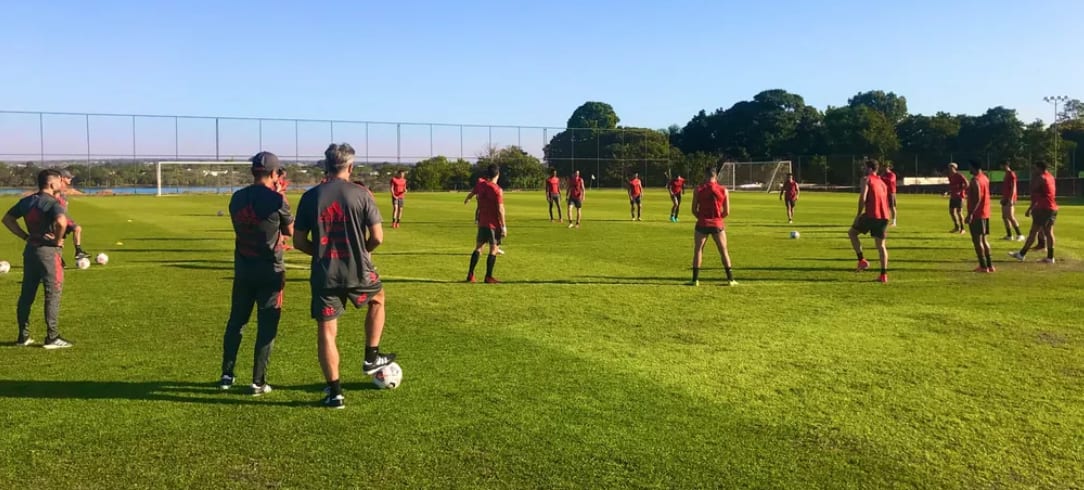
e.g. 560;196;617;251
2;0;1080;158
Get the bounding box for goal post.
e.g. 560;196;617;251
155;161;254;196
716;160;792;192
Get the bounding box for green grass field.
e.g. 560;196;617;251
1;189;1082;489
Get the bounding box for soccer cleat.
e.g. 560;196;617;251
958;229;966;235
687;280;699;287
42;337;73;349
321;387;345;409
251;383;272;396
788;219;793;224
363;352;397;375
495;248;505;256
74;249;90;260
568;223;575;229
972;266;989;273
1016;235;1026;242
574;223;580;229
1001;235;1015;241
673;217;678;222
877;274;888;284
484;276;500;284
465;274;476;283
1008;251;1025;262
558;219;563;223
219;375;235;390
15;336;34;347
987;266;996;273
725;280;739;287
636;217;642;221
1038;257;1056;264
891;220;897;227
856;259;870;272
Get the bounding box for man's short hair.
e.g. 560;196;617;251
704;166;717;179
37;169;61;190
324;143;355;173
968;159;982;173
1001;161;1012;169
551;168;557;175
864;159;880;173
1034;160;1048;171
485;164;499;180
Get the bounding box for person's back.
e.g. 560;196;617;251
968;172;991;219
298;179;382;290
1031;171;1057;211
864;174;890;219
230;184;291;272
476;180;502;229
695;181;727;227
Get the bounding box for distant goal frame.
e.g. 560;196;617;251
154;160;253;196
716;160;793;193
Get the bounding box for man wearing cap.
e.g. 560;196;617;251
947;163;968;234
218;151;294;395
57;169;90;262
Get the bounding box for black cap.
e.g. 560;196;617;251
250;151;282;171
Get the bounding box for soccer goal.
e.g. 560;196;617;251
155;161;254;196
717;160;792;192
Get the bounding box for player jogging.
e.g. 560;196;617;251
545;169;562;222
465;164;506;283
690;166;736;286
881;163;898;226
667;174;686;222
566;170;585;228
1009;161;1058;264
3;169;72;348
389;170;407;228
947;162;968;233
464;176;503;255
57;169;90;262
779;173;799;223
628;172;643;221
965;160;994;272
294;143;396;409
848;159;891;284
219;152;294;395
999;161;1024;241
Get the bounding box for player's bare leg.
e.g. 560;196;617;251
1011;220;1043;261
874;237;888;282
690;232;708;285
1041;223;1056;263
365;290;386;349
317;319;340;387
713;231;736;285
466;239;486;282
970;230;989;271
848;225;870;272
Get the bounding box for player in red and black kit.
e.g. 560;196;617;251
965;160;994;273
295;143;395;409
1009;161;1058;264
57;169;90;262
947;162;968;233
880;163;898;226
389;170;407;228
545;169;562;222
566;170;586;228
778;173;799;223
3;169;72;348
690;166;735;286
848;159;891;283
465;176;503;255
667;174;685;222
219;152;294;395
465;164;506;283
999;161;1024;241
628;172;643;221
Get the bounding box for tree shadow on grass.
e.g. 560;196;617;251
0;379;375;407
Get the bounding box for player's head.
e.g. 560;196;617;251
864;159;880;175
704;166;717;181
1001;161;1012;171
550;168;557;177
324;143;355;176
786;172;794;181
1033;160;1048;173
59;169;73;188
633;172;639;179
396;170;404;178
486;164;500;180
250;151;284;182
37;169;62;193
968;159;982;175
948;162;958;174
574;170;580;178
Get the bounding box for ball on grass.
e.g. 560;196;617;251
790;230;800;239
76;257;91;270
96;253;109;265
0;261;10;274
373;362;403;389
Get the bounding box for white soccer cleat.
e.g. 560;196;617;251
1008;251;1025;262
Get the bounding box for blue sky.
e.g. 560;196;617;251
1;0;1080;159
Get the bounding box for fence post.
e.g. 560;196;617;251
132;115;137;162
294;120;299;163
85;114;91;164
39;112;44;164
215;117;220;161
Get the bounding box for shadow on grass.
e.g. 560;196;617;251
163;263;234;271
0;379;376;407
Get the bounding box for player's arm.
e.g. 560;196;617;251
691;189;700;218
721;193;730;219
292;195;315;256
778;184;784;200
2;212;28;241
856;177;869;216
365;223;383;252
795;183;800;200
278;202;295;238
463;189;476;205
498;203;507;237
966;180;981;223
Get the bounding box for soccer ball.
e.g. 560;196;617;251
96;253;109;265
372;362;402;389
790;230;800;239
217;210;225;217
76;257;91;270
0;261;10;274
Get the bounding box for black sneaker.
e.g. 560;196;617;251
321;387;345;409
363;352;397;375
218;375;235;390
15;336;34;346
42;337;73;349
75;250;90;261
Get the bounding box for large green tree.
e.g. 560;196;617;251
567;101;619;129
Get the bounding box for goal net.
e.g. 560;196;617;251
155;161;255;196
717;160;792;192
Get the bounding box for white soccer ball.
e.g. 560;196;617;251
790;230;800;239
96;253;109;265
372;362;403;389
0;261;10;274
76;257;91;270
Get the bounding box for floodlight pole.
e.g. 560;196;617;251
1044;96;1068;173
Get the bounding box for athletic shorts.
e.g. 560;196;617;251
391;197;404;207
311;286;383;321
1032;209;1058;227
1000;198;1014;207
888;193;896;208
949;197;963;210
695;226;724;235
548;193;561;203
968;218;989;237
63;219;78;236
476;226;503;247
852;216;889;239
568;197;583;209
784;198;796;207
629;195;641;204
671;193;682;203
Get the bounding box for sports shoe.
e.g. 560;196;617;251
856;259;870;272
495;248;505;256
972;266;989;273
568;223;575;229
465;274;476;283
687;280;699;287
42;337;73;349
251;383;272;396
558;219;563;223
1016;235;1026;242
725;280;739;287
986;266;996;273
673;217;678;222
891;220;897;227
788;219;793;224
574;223;580;229
877;274;888;284
321;387;345;409
484;276;500;284
1031;243;1045;251
669;216;675;222
1038;257;1056;264
958;229;966;235
15;336;33;346
363;352;397;375
1008;251;1025;262
636;217;642;221
219;375;235;390
1001;235;1015;241
74;249;90;260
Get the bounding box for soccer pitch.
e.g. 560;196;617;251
0;189;1081;489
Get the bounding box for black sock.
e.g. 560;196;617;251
1048;247;1055;260
978;255;987;268
328;379;342;396
985;254;992;267
692;267;699;282
1013;225;1021;236
468;251;480;276
725;267;733;281
1018;248;1027;257
856;252;865;261
881;267;887;275
365;346;379;363
1005;225;1012;237
485;254;496;278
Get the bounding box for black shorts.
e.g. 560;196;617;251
1032;209;1058;227
949;197;963;210
630;195;641;204
1000;198;1013;207
784;198;796;207
568;197;582;209
476;226;503;246
311;286;383;321
888;193;897;208
392;197;404;207
548;193;561;203
671;193;682;203
968;218;990;237
695;226;724;235
852;216;889;239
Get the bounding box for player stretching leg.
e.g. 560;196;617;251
667;174;685;222
465;165;506;283
881;163;898;226
566;170;585;228
545;169;562;222
999;161;1024;241
779;173;799;223
628;172;643;221
965;160;994;272
689;167;735;286
848;160;891;283
947;162;968;233
389;170;407;228
1009;161;1058;264
57;170;90;262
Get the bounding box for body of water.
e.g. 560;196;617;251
0;185;318;196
